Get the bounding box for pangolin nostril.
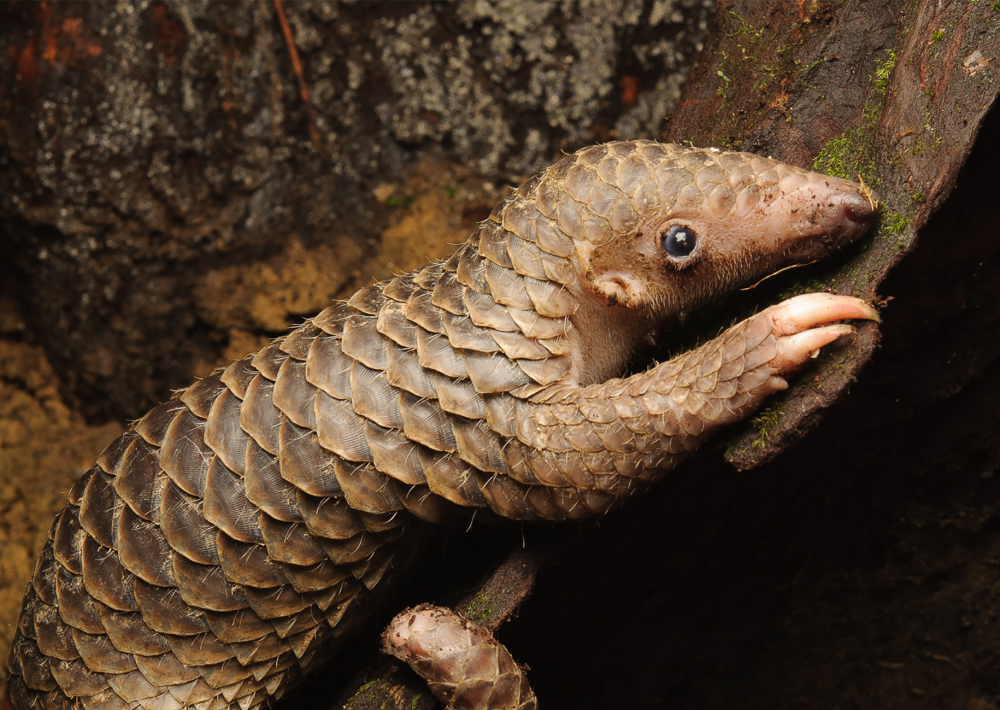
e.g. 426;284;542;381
842;190;880;224
843;205;866;224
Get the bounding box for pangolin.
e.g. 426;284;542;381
7;140;880;710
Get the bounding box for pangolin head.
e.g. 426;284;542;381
534;140;879;319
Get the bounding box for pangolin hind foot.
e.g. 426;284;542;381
384;605;536;710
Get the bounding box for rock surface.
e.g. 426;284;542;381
0;0;712;422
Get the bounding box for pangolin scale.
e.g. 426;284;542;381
8;140;878;710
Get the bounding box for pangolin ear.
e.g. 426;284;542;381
590;269;647;309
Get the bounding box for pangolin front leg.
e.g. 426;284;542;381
8;141;879;710
490;292;880;523
383;293;878;710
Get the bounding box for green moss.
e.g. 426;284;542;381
751;405;783;452
726;10;766;40
930;28;944;42
780;275;838;300
799;56;827;76
811;135;854;179
812;48;897;188
873;50;896;96
798;45;911;294
831;351;850;376
876;207;912;252
883;209;908;236
801;82;826;99
463;592;499;623
344;680;382;706
705;10;798;139
812;130;878;185
906;134;940;157
412;694;421;710
863;49;897;129
443;184;458;199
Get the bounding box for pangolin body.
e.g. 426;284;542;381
8;140;879;710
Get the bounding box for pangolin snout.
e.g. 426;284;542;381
766;178;880;264
841;189;880;226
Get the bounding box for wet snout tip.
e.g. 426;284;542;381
842;188;880;225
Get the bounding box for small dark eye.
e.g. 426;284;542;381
662;225;697;258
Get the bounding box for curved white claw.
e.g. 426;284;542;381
767;292;880;337
772;323;855;374
763;293;879;377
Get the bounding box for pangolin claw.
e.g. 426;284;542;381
766;292;880;335
763;293;879;377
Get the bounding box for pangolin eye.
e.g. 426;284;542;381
662;225;697;258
